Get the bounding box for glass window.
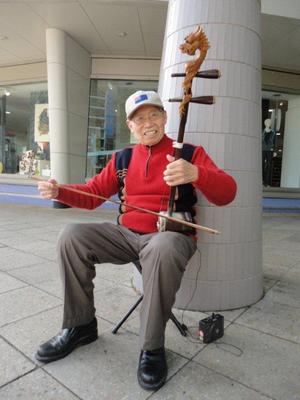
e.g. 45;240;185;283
0;83;49;177
262;90;300;188
86;79;158;178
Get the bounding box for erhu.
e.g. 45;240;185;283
157;26;221;233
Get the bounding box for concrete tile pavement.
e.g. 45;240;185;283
0;203;299;399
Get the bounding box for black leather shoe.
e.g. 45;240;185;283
35;317;98;363
137;347;168;391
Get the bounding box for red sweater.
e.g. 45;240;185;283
57;135;237;233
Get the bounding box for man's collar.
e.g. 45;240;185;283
137;134;172;152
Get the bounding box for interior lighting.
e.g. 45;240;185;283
4;89;11;96
268;109;274;112
276;132;281;136
5;111;11;114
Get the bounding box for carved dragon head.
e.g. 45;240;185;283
179;26;210;56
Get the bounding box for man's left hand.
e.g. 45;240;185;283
163;154;198;186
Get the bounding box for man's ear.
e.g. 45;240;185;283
126;119;133;131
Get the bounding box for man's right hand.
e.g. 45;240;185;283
38;178;59;199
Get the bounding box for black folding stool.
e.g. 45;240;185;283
112;261;188;336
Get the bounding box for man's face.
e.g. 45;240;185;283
126;105;167;146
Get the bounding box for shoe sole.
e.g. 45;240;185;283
35;332;98;363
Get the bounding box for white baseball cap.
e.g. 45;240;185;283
125;90;164;119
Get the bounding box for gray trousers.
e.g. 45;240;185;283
58;222;196;350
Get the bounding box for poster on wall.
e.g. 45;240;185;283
34;104;49;142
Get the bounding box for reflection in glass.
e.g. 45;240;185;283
262;118;276;187
0;82;49;176
262;91;291;188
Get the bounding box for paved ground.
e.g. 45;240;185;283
0;202;299;400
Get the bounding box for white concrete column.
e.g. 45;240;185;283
280;96;300;188
159;0;263;310
46;28;91;184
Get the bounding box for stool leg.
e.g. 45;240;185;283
112;297;187;336
134;261;188;337
112;295;143;334
113;262;188;337
170;312;188;337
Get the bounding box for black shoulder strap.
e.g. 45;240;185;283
115;147;133;213
181;143;195;162
115;147;133;185
176;143;197;215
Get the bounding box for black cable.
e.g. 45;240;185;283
215;341;244;357
180;246;202;323
177;246;244;357
179;246;202;342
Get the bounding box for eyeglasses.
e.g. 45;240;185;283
131;110;164;126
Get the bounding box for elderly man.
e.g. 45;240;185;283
36;90;237;391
